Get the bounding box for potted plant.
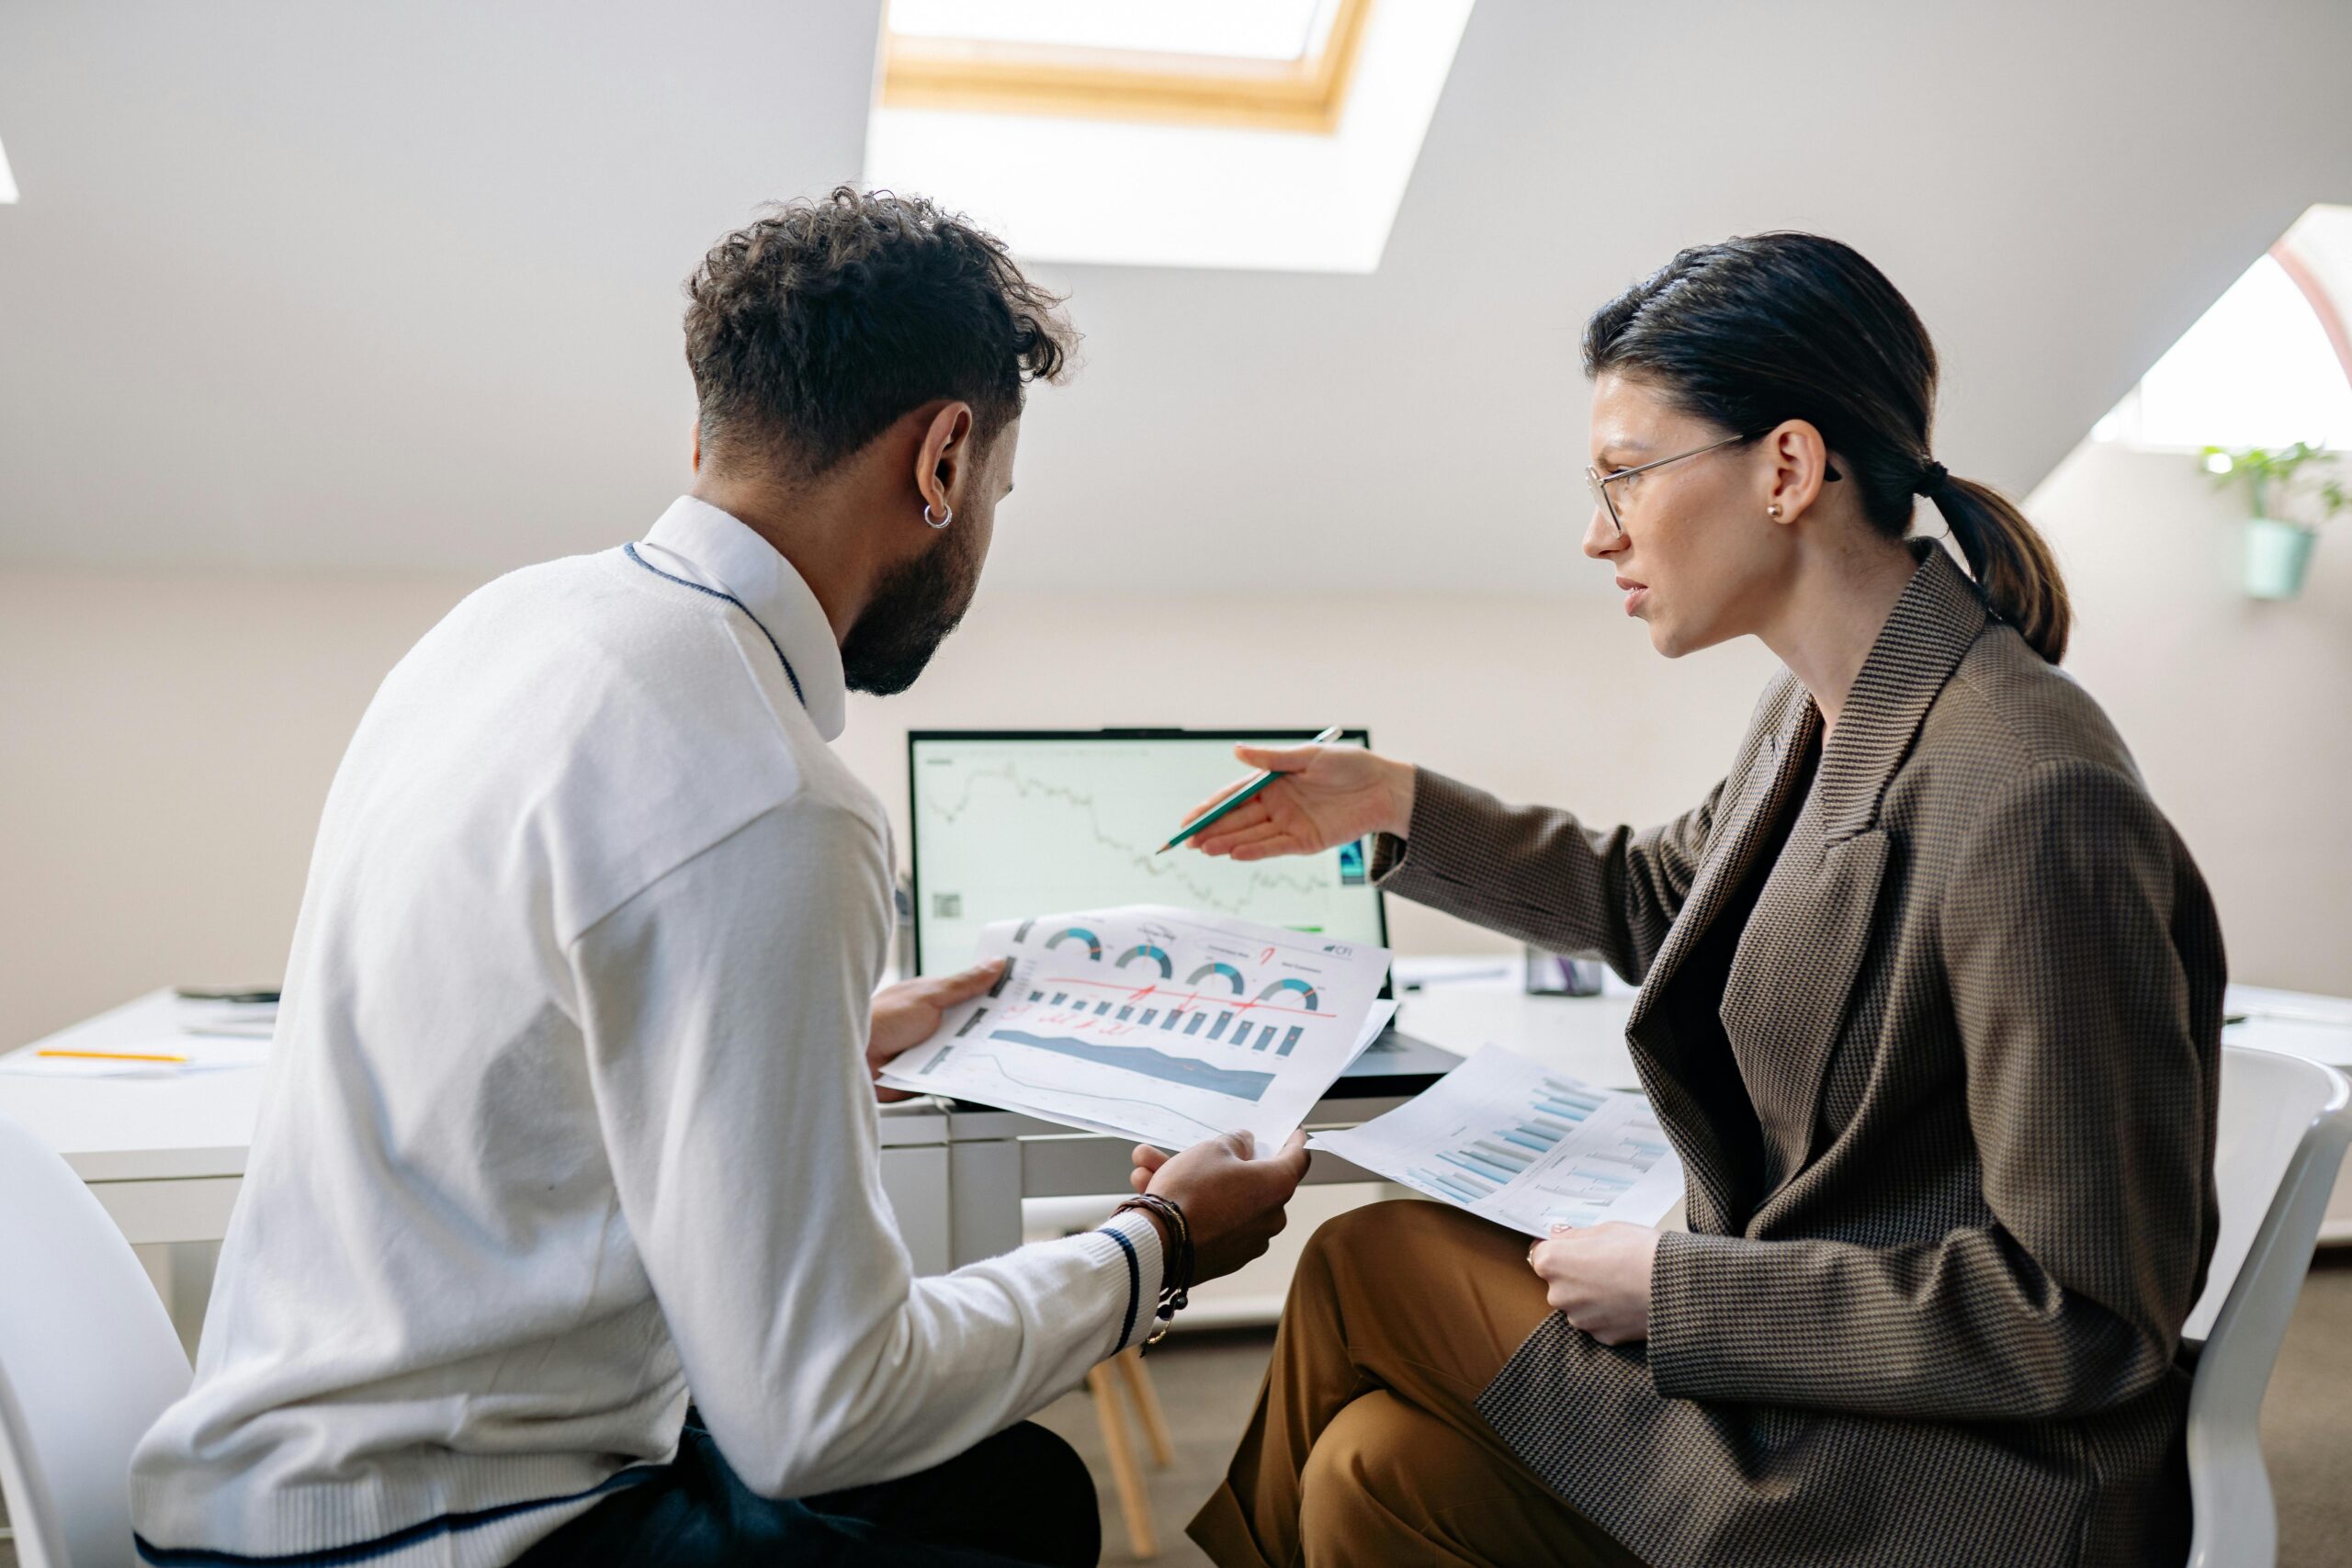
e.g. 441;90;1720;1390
2199;442;2349;599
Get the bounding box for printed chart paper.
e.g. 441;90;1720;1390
1309;1045;1684;1236
881;904;1391;1149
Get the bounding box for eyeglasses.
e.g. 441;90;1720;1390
1585;434;1750;535
1585;434;1845;534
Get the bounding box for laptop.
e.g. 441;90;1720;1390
906;728;1459;1099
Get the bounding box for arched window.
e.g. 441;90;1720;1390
2094;204;2352;451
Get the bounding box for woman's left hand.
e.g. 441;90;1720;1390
1527;1223;1661;1346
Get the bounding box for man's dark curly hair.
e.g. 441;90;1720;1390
684;186;1075;476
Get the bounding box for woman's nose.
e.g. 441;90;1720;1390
1581;506;1623;560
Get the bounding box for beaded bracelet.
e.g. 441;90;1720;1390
1113;1193;1194;1350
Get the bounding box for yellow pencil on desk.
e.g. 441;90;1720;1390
37;1048;191;1064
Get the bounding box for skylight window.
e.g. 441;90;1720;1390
867;0;1475;273
882;0;1368;134
888;0;1341;62
2093;205;2352;450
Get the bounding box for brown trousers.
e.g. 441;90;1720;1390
1188;1200;1646;1568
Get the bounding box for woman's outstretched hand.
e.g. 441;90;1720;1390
1176;743;1417;861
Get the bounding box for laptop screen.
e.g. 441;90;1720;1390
907;729;1390;978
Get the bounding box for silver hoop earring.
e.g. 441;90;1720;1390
922;501;953;530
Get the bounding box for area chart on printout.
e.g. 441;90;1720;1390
880;903;1391;1149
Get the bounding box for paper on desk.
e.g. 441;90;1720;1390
881;905;1392;1150
1309;1044;1684;1237
0;1035;273;1079
915;1000;1398;1147
174;996;278;1037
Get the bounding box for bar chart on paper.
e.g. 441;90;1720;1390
1310;1046;1685;1237
880;904;1392;1149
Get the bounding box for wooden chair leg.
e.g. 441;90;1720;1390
1114;1347;1176;1469
1088;1361;1157;1558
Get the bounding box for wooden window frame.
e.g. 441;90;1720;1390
880;0;1375;135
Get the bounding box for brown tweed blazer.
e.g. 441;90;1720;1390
1374;544;2224;1568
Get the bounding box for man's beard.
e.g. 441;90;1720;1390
840;524;981;695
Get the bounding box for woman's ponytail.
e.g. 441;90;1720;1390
1928;473;2071;664
1586;232;2074;664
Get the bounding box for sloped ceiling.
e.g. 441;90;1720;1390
3;0;2349;596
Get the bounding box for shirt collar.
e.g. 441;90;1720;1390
637;495;849;741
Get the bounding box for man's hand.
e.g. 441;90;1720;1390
867;960;1003;1103
1127;1131;1311;1282
1526;1222;1660;1346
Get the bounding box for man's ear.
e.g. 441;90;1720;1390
913;402;976;518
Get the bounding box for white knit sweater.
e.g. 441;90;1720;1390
130;498;1161;1567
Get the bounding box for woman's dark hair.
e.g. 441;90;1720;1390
1584;233;2070;663
684;186;1075;477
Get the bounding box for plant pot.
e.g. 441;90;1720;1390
2244;517;2318;600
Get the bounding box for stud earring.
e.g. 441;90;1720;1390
1767;503;1783;520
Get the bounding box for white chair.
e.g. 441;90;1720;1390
2183;1044;2352;1568
0;1111;193;1568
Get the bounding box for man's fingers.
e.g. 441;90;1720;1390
1227;1129;1258;1159
926;958;1006;1004
1132;1144;1170;1174
1271;1129;1311;1178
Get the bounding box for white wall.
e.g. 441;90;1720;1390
0;570;475;1044
4;442;2347;1049
2035;439;2352;994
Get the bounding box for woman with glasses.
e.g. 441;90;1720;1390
1170;232;2223;1568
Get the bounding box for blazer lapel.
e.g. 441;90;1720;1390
1725;543;1991;1200
1722;814;1890;1194
1627;694;1818;1038
1623;689;1817;1229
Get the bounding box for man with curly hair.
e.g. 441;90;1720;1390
130;189;1308;1568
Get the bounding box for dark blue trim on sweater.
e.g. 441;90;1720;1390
623;542;807;709
1099;1224;1141;1349
133;1465;664;1567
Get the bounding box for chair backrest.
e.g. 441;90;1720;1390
2186;1045;2352;1343
0;1111;193;1568
2182;1045;2352;1568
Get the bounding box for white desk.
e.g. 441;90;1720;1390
7;980;2346;1273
